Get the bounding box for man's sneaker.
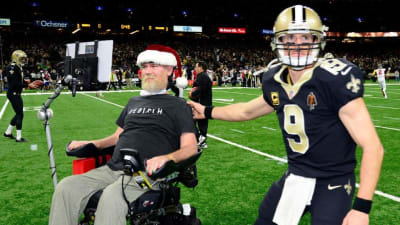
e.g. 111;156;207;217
199;142;208;149
198;135;206;145
3;133;15;139
16;138;27;142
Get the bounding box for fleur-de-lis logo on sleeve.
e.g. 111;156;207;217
346;74;361;93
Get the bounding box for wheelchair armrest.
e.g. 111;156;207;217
150;150;202;180
66;142;114;158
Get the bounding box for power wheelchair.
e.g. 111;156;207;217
66;143;202;225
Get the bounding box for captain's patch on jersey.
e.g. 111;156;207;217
271;92;280;106
307;92;318;110
346;74;361;94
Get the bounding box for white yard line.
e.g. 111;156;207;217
365;91;400;95
384;116;400;120
231;129;245;134
207;134;287;163
0;99;9;120
374;125;400;131
212;100;232;105
83;91;400;202
365;96;400;101
262;126;278;131
0;89;141;97
212;90;260;96
364;83;400;86
80;93;124;109
367;105;400;110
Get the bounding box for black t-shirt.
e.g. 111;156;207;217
107;94;197;170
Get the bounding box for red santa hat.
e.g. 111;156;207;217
136;44;182;76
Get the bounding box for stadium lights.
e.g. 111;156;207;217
96;6;104;11
72;28;81;34
126;8;134;12
121;24;131;30
30;2;40;7
129;30;139;35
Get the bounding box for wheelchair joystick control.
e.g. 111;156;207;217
123;155;139;176
120;148;141;176
120;148;152;189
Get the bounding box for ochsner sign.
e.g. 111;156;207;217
34;20;69;28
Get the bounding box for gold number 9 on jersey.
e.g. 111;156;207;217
283;105;309;154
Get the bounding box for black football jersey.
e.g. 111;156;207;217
262;58;364;178
5;64;27;94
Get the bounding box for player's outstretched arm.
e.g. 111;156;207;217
339;97;384;225
188;95;274;122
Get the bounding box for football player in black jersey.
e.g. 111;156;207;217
189;5;383;225
3;50;40;142
49;45;198;225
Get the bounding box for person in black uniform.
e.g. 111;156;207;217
189;5;383;225
3;50;40;142
49;44;198;225
189;61;212;148
166;71;180;96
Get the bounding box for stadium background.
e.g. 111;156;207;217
0;0;399;224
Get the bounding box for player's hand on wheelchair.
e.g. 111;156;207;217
187;101;206;119
67;140;91;151
146;155;171;176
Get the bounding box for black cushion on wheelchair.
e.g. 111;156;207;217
150;150;202;180
65;142;114;158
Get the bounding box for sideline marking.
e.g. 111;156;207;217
262;126;278;131
374;125;400;131
231;129;245;134
0;99;9;120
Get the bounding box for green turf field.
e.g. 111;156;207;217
0;82;399;225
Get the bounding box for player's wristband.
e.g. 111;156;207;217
204;105;214;120
352;197;372;214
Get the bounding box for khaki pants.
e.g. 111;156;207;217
49;165;157;225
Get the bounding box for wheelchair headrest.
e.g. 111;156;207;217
66;142;114;158
150;150;202;180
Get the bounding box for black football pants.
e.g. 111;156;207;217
196;119;208;138
7;92;24;130
254;171;355;225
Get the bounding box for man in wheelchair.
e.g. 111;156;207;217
49;45;200;225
